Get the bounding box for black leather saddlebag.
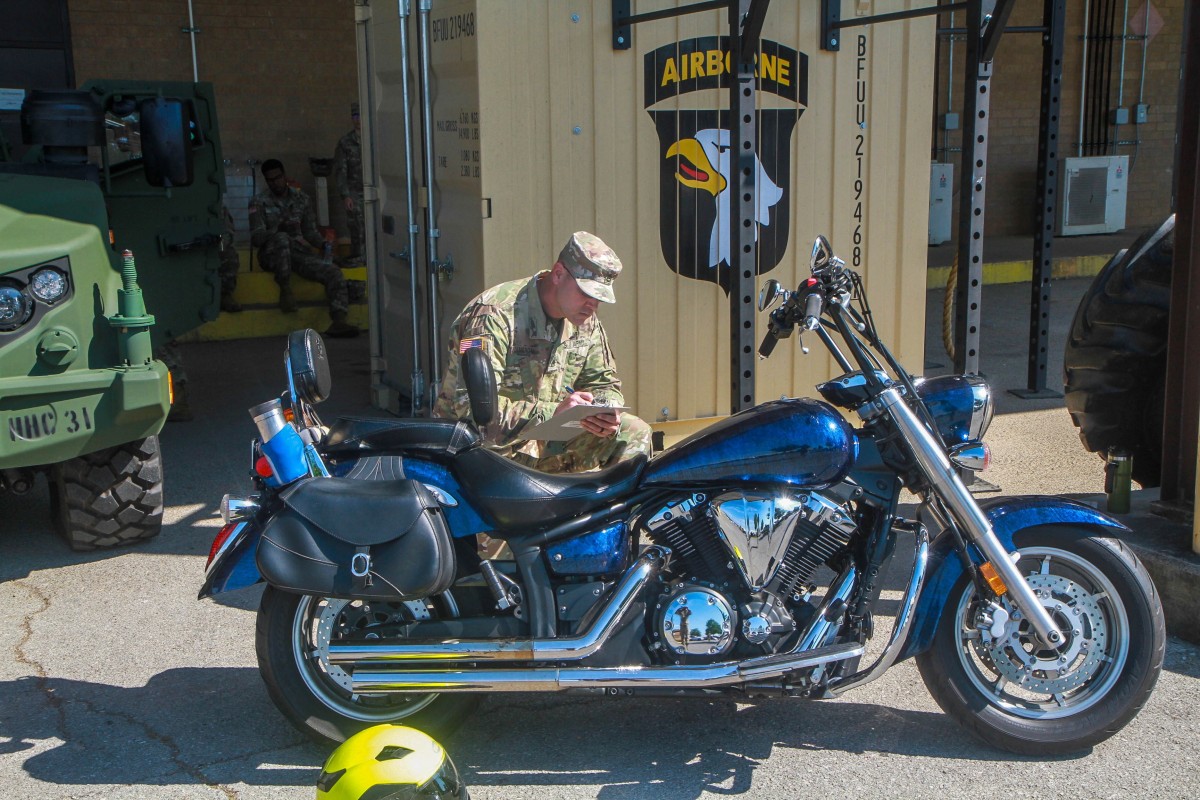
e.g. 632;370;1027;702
257;478;456;600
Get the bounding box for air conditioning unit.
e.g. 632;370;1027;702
1057;155;1129;236
929;162;954;245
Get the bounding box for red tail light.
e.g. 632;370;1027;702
207;523;239;568
255;456;274;478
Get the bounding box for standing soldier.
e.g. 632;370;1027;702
249;159;359;338
218;205;242;313
333;102;365;265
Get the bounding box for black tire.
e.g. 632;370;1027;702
915;525;1165;755
1064;216;1173;487
255;586;482;746
48;435;164;551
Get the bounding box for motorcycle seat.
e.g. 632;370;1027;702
323;416;481;463
451;447;648;533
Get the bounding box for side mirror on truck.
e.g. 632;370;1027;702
138;97;193;187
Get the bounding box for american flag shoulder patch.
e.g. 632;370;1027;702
459;336;489;354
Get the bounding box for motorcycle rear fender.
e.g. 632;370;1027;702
198;520;263;599
898;496;1129;661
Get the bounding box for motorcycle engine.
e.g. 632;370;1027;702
643;489;858;660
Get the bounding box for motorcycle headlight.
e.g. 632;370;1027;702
0;285;33;332
30;267;68;303
916;374;995;443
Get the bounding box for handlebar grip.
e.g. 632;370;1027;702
803;291;823;330
758;332;779;358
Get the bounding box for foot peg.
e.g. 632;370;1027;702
480;560;522;611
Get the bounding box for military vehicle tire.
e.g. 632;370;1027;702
1063;216;1173;488
49;435;164;551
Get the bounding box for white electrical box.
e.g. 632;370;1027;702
1057;155;1129;236
929;162;954;245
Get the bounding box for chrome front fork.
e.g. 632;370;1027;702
878;388;1065;647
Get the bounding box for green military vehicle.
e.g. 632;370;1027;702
0;81;225;550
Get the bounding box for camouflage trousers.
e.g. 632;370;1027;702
218;235;239;295
345;193;365;259
509;413;653;474
258;232;349;314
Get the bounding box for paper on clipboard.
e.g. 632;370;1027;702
518;404;631;441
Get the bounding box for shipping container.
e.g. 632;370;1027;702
354;0;935;428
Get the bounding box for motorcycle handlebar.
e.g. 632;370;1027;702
758;331;779;359
803;291;823;331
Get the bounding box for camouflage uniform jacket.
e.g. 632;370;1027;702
333;129;363;198
433;272;625;460
248;186;324;251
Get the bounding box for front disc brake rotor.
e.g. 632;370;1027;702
973;573;1108;694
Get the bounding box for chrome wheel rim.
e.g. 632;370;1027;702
953;546;1129;720
292;594;457;723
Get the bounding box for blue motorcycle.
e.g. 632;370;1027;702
201;236;1164;754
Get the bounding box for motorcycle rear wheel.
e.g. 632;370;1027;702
256;586;482;745
916;525;1164;755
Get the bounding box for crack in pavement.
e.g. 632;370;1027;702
10;579;241;800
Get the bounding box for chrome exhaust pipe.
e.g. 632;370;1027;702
328;546;669;665
350;641;865;693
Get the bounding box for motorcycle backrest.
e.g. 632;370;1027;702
461;347;496;427
287;328;331;404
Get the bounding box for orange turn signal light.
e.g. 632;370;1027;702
979;562;1008;595
167;370;175;405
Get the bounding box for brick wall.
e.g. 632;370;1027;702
68;0;358;238
65;1;1184;242
932;0;1183;236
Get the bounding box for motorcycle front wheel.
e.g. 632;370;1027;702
916;525;1165;755
256;586;482;745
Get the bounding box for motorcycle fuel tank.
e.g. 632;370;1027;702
643;399;857;489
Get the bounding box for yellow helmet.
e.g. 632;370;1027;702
315;725;468;800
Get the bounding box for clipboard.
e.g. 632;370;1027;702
518;404;631;441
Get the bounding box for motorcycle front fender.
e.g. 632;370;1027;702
898;495;1129;661
198;520;264;600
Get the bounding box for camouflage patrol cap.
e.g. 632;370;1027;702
557;231;622;304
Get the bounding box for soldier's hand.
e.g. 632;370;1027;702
555;390;594;416
580;410;619;438
343;196;356;212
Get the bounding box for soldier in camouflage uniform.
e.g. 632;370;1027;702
434;232;652;474
333;103;365;264
249;159;359;338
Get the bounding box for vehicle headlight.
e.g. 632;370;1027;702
916;374;995;443
30;267;68;303
0;285;33;331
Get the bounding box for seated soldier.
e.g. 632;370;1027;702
433;231;652;474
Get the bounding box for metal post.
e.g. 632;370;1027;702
417;0;442;410
1012;0;1065;399
730;0;757;412
397;0;425;414
1161;0;1199;511
953;0;990;375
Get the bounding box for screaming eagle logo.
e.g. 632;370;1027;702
645;37;807;292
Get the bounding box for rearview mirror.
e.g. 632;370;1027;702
810;236;834;273
287;329;331;405
138;96;193;187
461;347;496;427
758;279;784;312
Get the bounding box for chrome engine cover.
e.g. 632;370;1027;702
654;584;737;657
709;491;857;592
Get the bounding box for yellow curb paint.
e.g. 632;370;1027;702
927;254;1110;289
